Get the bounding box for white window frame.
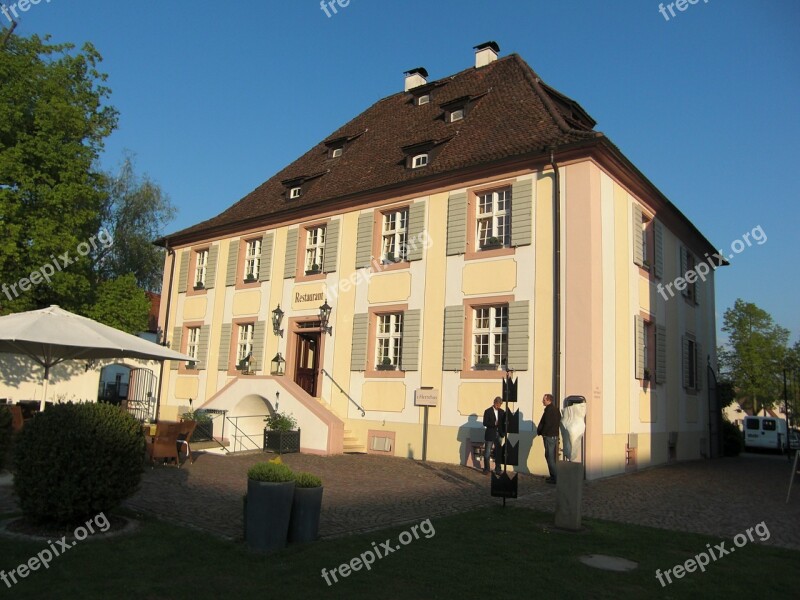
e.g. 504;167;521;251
245;239;261;281
417;94;430;106
472;305;508;368
186;327;200;365
331;147;343;158
476;188;511;248
376;313;403;368
412;154;428;168
381;208;408;263
194;249;208;287
305;225;326;272
449;108;464;122
237;323;254;364
289;187;302;199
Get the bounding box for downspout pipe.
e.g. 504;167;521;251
550;149;561;408
155;241;176;420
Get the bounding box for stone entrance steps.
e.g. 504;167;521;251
343;429;366;454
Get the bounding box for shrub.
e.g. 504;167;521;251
722;420;743;457
0;406;12;470
294;472;322;488
13;402;144;525
264;411;297;432
247;462;294;483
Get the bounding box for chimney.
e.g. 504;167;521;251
474;41;500;68
404;67;428;92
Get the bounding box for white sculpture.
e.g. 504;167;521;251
560;397;587;462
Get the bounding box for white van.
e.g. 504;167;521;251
743;416;788;452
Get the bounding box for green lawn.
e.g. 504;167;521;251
0;506;797;599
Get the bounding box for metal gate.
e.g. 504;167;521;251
126;368;157;422
707;362;722;458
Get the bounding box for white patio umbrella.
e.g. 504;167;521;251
0;305;192;409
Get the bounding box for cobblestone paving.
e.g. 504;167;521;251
2;452;798;550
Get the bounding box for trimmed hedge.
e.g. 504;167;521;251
247;462;294;483
13;402;145;525
0;406;11;470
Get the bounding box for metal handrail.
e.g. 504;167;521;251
320;368;366;417
225;414;268;453
195;409;229;453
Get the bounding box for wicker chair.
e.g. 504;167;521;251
145;421;183;467
177;420;197;465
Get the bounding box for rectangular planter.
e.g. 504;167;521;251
264;429;301;454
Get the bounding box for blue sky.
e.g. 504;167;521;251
7;0;799;343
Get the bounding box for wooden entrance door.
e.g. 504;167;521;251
294;332;320;396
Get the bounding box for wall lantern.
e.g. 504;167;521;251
318;300;333;335
270;352;285;376
271;304;284;337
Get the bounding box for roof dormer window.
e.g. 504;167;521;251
331;147;343;158
412;154;428;169
449;108;464;122
418;95;430;106
289;187;302;199
402;137;451;170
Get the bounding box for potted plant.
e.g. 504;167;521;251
244;273;257;283
182;409;213;442
482;236;502;250
474;356;496;370
245;461;296;552
643;368;652;382
288;471;323;544
305;263;321;275
263;411;300;454
376;356;396;371
193;281;205;290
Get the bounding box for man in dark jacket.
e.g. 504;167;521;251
482;396;505;474
537;393;560;483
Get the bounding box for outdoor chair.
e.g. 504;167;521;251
145;421;183;468
177;419;197;465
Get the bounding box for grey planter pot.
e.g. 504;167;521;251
288;486;323;544
245;479;295;552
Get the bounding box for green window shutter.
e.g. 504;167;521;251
259;233;274;282
218;324;232;371
654;220;664;279
679;246;688;297
355;212;374;269
507;301;529;371
400;309;421;371
635;315;645;380
511;180;533;247
177;251;190;293
205;246;218;289
170;326;182;370
442;305;465;371
323;220;340;273
196;325;210;370
251;321;266;371
406;202;426;261
632;204;644;267
350;313;369;371
284;229;298;279
656;324;667;384
446;192;467;256
682;335;691;389
225;240;239;287
696;342;704;392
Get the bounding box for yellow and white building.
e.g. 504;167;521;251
156;43;723;480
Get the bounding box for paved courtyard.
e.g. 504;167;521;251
2;452;799;550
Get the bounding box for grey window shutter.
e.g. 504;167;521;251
406;202;426;261
205;246;218;289
170;326;182;370
196;325;210;370
507;301;529;370
400;309;421;371
217;324;232;371
251;321;266;371
446;192;467;256
442;305;465;370
511;180;533;247
632;204;644;267
350;313;369;371
284;229;298;279
696;342;704;392
355;212;374;269
225;240;240;287
323;220;340;273
682;335;690;389
635;315;645;380
259;233;274;282
177;251;190;293
654;220;664;279
695;276;703;307
656;324;667;384
679;246;688;297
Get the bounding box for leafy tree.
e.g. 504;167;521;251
0;33;118;315
718;299;790;415
99;153;175;291
85;274;150;334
